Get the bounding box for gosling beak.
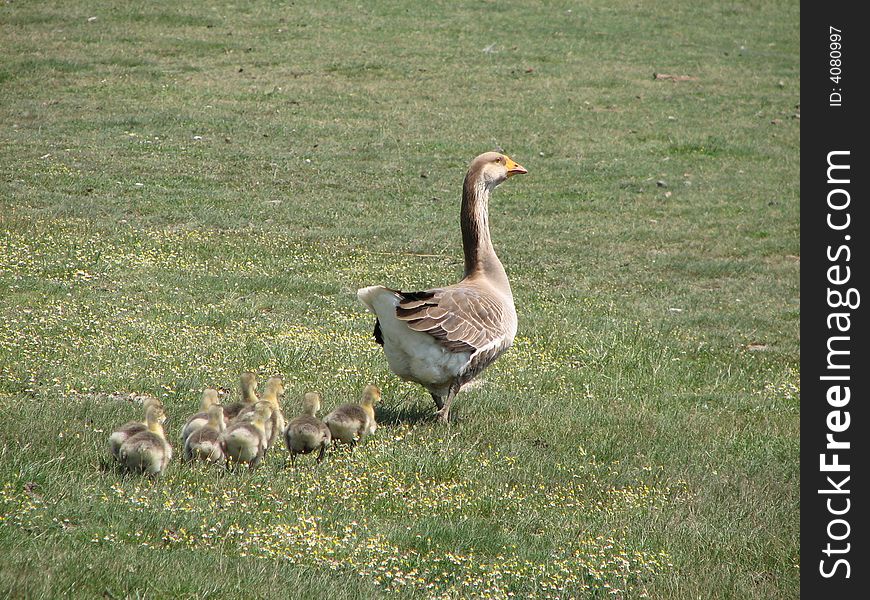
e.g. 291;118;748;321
505;157;528;177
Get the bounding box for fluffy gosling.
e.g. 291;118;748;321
222;371;258;421
179;388;220;443
236;376;286;450
108;396;163;461
183;404;226;465
220;401;272;469
118;404;172;476
323;385;380;446
284;391;332;465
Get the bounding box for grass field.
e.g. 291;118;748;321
0;1;800;598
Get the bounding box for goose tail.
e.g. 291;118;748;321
357;285;392;312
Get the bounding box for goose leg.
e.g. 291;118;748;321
434;397;452;423
430;393;444;411
316;444;326;464
435;383;460;424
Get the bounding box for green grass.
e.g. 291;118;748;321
1;1;799;598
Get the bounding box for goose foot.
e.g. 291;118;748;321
434;384;459;424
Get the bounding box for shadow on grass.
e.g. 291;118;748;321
376;402;437;426
376;398;467;426
98;456;124;475
98;456;164;483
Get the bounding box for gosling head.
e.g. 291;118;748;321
201;388;220;409
301;391;322;416
206;403;224;425
239;371;259;403
142;395;163;411
469;151;528;189
142;397;168;424
263;376;285;398
240;371;258;391
145;405;167;431
360;384;381;408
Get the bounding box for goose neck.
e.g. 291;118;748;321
461;177;498;276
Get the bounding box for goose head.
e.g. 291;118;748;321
470;152;528;189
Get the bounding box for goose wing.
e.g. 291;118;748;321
393;285;514;358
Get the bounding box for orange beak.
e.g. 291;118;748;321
505;156;528;177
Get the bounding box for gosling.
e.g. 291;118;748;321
220;401;272;469
323;385;380;447
183;404;226;465
108;395;163;461
222;371;258;421
235;376;286;450
284;392;331;466
179;388;220;443
118;404;172;476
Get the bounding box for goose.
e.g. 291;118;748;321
222;371;258;421
284;392;332;465
235;376;286;450
179;388;220;443
118;404;172;476
323;384;380;446
183;404;226;465
220;401;272;469
108;396;164;460
358;152;527;422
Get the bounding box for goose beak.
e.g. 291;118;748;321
505;157;528;177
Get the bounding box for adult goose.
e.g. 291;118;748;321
358;152;527;422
